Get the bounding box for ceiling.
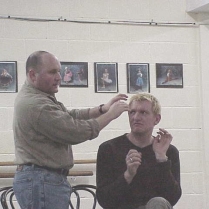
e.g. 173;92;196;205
187;0;209;13
189;4;209;13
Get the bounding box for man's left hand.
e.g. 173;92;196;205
152;128;172;161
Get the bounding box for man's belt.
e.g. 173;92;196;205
17;163;69;176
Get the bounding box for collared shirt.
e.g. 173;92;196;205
13;81;100;169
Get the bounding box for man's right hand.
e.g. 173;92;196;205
124;149;142;184
102;94;128;113
108;100;129;119
96;99;128;131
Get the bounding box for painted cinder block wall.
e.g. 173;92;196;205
0;0;207;208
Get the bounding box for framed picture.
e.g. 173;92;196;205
156;63;183;88
60;62;88;87
94;62;118;93
0;61;17;93
127;63;150;93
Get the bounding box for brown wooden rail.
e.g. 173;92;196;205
74;159;96;164
0;170;93;178
0;159;96;166
0;159;96;178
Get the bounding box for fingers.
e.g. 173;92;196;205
118;101;129;109
111;101;129;113
106;94;128;112
117;94;128;100
156;128;173;142
126;149;142;165
112;94;128;103
125;150;142;182
157;128;171;136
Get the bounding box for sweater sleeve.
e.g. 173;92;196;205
96;143;131;208
155;146;182;206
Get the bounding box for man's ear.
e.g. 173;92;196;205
154;114;161;125
28;69;37;83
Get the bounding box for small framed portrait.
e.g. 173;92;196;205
94;62;118;93
60;62;88;87
156;63;183;88
127;63;150;94
0;61;17;93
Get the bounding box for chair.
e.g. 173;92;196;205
69;184;97;209
0;186;15;209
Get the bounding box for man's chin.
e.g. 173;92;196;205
53;87;59;92
49;89;58;95
132;128;143;133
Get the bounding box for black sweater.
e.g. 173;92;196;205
96;134;182;209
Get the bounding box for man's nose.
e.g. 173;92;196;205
56;72;61;80
133;112;141;120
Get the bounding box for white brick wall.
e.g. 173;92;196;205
0;0;207;208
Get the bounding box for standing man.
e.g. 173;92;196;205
13;50;129;209
96;93;181;209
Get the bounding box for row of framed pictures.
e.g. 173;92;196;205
0;61;183;93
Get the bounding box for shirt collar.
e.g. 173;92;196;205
24;80;57;103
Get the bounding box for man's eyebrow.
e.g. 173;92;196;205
49;68;59;72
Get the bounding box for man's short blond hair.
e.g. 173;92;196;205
129;93;161;115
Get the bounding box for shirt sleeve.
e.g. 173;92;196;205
33;101;100;145
67;108;90;120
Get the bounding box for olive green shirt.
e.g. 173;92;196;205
13;81;100;169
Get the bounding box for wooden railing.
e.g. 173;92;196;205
0;159;96;178
0;159;96;166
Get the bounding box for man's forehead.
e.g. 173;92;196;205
130;99;151;105
129;100;152;108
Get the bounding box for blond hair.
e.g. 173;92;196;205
129;93;161;115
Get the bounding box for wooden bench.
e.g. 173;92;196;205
0;159;96;178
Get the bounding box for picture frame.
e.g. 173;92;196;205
94;62;118;93
0;61;17;93
156;63;183;88
60;62;88;87
127;63;150;93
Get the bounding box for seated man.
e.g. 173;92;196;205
96;93;182;209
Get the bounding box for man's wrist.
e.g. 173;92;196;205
156;156;168;163
124;170;134;184
99;104;104;114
